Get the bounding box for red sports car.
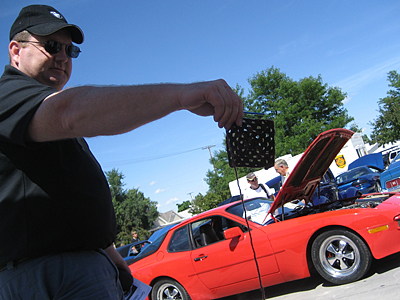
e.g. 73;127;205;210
128;129;400;300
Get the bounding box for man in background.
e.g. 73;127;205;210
243;172;275;200
275;159;290;187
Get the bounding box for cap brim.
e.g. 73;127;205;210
27;23;84;44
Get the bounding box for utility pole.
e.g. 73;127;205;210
202;145;217;174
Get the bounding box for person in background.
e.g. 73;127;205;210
275;159;290;187
243;172;275;200
0;4;243;299
131;230;142;252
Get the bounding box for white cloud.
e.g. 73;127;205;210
155;188;169;194
166;198;179;205
149;181;156;186
335;56;400;92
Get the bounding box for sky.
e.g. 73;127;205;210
1;1;400;213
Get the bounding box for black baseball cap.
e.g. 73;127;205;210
10;5;84;44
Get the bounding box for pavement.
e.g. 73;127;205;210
222;252;400;300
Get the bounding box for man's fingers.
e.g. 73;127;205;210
212;80;243;129
182;79;243;129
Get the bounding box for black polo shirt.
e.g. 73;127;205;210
0;65;116;265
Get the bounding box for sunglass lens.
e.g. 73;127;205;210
44;41;62;55
67;45;81;58
44;41;80;58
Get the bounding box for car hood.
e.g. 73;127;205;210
269;128;354;214
348;153;384;170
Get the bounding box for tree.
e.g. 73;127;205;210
190;192;222;215
196;67;354;214
244;67;354;157
105;168;159;246
177;200;191;212
370;70;400;145
190;145;253;214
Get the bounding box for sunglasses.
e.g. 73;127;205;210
18;40;81;58
248;178;257;182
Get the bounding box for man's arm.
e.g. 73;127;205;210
104;244;131;274
28;79;243;142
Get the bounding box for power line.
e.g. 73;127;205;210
102;145;220;167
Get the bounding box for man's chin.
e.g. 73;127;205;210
48;76;68;90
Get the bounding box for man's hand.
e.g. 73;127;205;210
179;79;243;130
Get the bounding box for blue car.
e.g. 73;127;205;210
116;223;178;261
335;165;383;194
265;169;359;205
116;240;151;261
380;153;400;192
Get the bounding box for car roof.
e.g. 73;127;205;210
268;128;354;214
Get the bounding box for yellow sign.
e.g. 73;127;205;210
335;155;346;168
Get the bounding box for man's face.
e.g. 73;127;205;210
248;177;259;188
11;29;73;91
274;164;286;176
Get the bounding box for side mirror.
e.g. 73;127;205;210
224;227;244;241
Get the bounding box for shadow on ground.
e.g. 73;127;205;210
219;252;400;300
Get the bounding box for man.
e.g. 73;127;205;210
131;230;142;252
274;158;290;186
0;5;243;299
243;172;275;200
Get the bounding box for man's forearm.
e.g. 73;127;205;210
28;79;242;142
28;84;183;142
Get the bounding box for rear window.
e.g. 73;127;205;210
168;226;191;252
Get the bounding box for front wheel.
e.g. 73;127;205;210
311;229;372;284
152;279;191;300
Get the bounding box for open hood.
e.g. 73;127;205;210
268;128;354;214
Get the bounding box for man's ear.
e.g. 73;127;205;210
9;41;21;67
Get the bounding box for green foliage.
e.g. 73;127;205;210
244;67;354;157
105;169;159;246
176;200;191;212
197;67;354;213
190;146;253;214
370;70;400;145
190;192;222;215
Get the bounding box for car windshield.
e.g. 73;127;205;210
226;198;290;225
127;223;177;264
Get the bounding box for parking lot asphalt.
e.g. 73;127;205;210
220;252;400;300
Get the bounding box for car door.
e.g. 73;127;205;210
189;216;279;291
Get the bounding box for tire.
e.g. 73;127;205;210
311;229;372;284
152;279;191;300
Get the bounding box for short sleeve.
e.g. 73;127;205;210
0;66;56;146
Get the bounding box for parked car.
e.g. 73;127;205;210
127;129;400;300
380;153;400;192
266;168;358;203
335;165;383;194
116;240;151;261
382;147;400;168
117;223;178;261
348;152;385;170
